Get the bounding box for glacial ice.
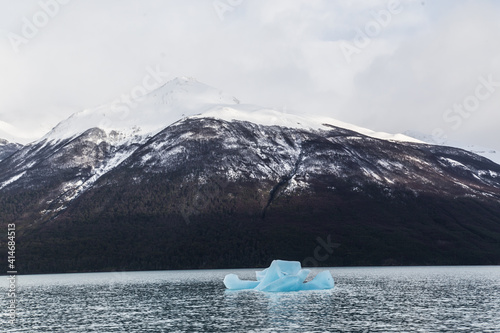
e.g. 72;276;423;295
223;260;334;291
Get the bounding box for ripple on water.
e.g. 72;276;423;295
1;266;499;332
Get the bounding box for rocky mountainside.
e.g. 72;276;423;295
0;138;22;162
1;78;499;273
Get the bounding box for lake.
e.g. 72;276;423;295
1;266;499;332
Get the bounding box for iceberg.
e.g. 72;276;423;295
223;260;334;292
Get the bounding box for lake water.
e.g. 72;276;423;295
2;266;499;332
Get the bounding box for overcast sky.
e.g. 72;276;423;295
0;0;499;150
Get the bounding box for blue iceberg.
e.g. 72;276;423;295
223;260;334;291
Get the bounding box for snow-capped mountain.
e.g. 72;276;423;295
42;77;241;143
43;76;420;145
1;78;500;273
0;77;423;202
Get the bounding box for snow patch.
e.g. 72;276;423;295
478;170;499;178
377;159;405;170
438;157;468;169
284;176;310;194
361;167;382;181
0;171;26;189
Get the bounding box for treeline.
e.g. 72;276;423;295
2;171;500;274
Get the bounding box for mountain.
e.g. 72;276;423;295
1;78;500;274
404;130;500;165
0;138;22;162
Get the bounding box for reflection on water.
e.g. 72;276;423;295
1;266;499;332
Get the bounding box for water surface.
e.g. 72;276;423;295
2;266;499;332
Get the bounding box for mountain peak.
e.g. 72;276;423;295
41;77;240;143
144;76;240;107
39;77;419;146
171;76;198;84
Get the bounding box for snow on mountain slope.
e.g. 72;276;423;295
42;76;419;145
192;107;422;143
42;77;240;143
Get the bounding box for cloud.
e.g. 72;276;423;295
0;0;498;150
341;0;500;147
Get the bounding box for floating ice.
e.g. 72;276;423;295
223;260;334;291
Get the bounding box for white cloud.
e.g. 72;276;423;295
341;1;500;148
0;0;498;153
